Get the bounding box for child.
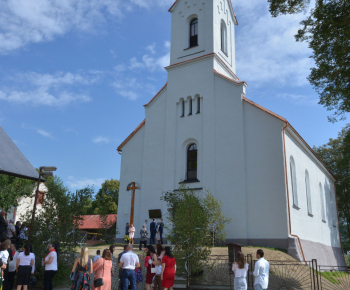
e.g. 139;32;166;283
135;265;143;290
153;259;162;290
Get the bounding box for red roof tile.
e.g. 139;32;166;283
78;214;117;230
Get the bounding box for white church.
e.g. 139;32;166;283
116;0;344;266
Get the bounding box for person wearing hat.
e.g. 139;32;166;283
0;211;8;242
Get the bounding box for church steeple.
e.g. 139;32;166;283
168;0;238;78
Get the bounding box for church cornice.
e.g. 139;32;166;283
166;52;239;81
143;82;168;108
168;0;238;25
213;69;247;87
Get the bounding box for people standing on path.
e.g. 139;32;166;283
6;243;18;290
92;249;113;290
16;244;34;290
6;220;16;244
109;245;116;278
139;225;148;250
156;245;165;261
1;239;13;290
141;245;157;290
150;219;156;245
119;244;140;290
159;219;164;245
161;247;176;290
93;250;101;263
0;211;7;242
118;245;128;290
232;251;249;290
15;222;21;249
253;249;270;290
128;225;135;245
125;223;130;238
153;259;162;290
42;243;58;290
71;247;93;290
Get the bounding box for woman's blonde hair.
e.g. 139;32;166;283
80;247;89;267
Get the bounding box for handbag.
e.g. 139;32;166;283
94;260;105;287
151;267;157;274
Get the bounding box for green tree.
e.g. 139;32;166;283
161;187;231;288
93;179;119;215
313;124;350;251
0;175;34;211
269;0;350;122
22;176;91;287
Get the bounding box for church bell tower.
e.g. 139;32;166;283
168;0;238;79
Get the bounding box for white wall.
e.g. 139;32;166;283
285;130;340;248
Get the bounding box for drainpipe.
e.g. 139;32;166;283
334;181;347;266
282;122;307;264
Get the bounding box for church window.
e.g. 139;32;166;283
221;21;227;55
187;143;198;181
289;156;299;208
305;170;312;216
190;18;198;47
181;99;185;117
319;183;326;222
189;98;192;115
196;95;200;113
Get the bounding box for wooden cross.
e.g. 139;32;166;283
127;182;139;225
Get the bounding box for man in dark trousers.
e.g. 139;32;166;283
159;219;164;245
150;218;157;245
0;210;8;242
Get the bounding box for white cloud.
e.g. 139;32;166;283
277;93;319;106
67;176;106;190
92;136;110;144
0;71;94;106
235;1;314;87
0;0;175;54
37;128;53;138
146;43;156;54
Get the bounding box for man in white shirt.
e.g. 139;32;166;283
253;249;270;290
119;244;140;290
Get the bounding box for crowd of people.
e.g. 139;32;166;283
0;211;28;250
125;218;164;247
0;239;58;290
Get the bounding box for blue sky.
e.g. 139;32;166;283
0;0;348;193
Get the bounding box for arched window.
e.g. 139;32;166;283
197;96;200;113
190;18;198;47
221;21;227;54
187;143;197;180
305;170;312;216
189;98;192;115
181;99;185;117
290;156;299;208
319;183;326;222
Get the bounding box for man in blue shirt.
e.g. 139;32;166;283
253;249;270;290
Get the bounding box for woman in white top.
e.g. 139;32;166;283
16;244;34;290
8;243;19;290
42;243;58;290
232;251;249;290
0;239;10;290
128;224;135;245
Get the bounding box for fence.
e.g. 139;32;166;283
318;265;350;290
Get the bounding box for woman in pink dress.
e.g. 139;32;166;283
161;247;176;290
92;249;113;290
128;224;135;244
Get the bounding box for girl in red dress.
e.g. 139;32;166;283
161;247;176;290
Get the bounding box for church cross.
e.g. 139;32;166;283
126;182;139;225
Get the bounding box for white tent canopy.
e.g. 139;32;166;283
0;126;39;181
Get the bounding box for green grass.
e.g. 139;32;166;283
319;270;350;284
245;245;288;254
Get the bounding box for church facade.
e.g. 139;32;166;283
116;0;344;266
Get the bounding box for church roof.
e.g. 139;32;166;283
117;119;145;154
168;0;238;25
0;126;39;181
78;214;117;230
243;97;336;180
